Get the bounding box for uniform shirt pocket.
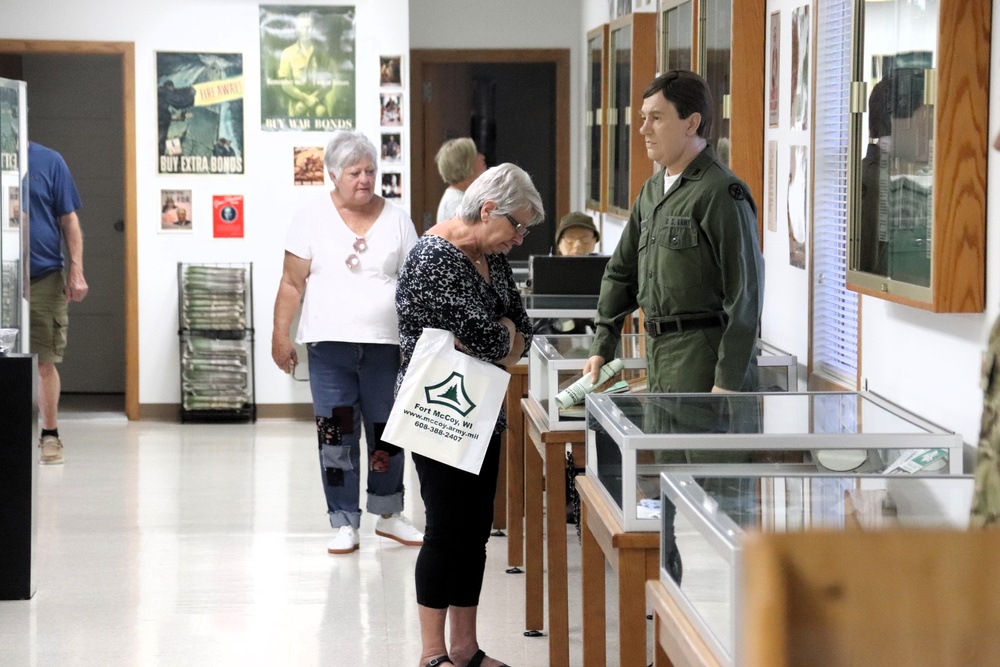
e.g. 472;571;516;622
653;216;702;290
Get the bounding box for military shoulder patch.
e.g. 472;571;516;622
728;183;745;200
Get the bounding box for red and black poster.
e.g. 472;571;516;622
213;194;244;239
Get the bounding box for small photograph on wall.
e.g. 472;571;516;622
380;56;402;86
6;186;20;230
259;5;356;132
787;145;808;269
293;146;325;186
381;172;402;200
160;189;193;233
213;194;245;239
766;141;778;233
381;133;401;163
790;5;810;131
380;93;403;126
156;52;245;175
768;11;780;128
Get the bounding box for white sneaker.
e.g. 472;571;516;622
327;525;360;554
375;514;424;546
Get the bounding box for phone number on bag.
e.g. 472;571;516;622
415;420;464;441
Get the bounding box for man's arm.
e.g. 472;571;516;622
59;211;88;302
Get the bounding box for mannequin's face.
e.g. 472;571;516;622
557;227;598;256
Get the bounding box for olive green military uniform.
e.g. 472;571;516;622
590;145;764;393
971;315;1000;527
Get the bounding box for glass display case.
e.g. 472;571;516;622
659;470;973;666
658;0;693;73
530;335;798;431
585;391;963;531
529;333;648;431
606;12;656;217
586;25;608;211
846;0;989;312
756;339;797;392
0;77;28;354
654;0;764;217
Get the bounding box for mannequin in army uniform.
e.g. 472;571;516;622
584;70;764;394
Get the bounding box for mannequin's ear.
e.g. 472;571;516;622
685;112;702;137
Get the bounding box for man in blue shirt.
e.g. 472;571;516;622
28;141;88;465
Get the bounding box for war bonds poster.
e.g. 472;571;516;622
259;5;356;131
157;52;245;175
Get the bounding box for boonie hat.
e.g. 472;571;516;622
556;211;600;243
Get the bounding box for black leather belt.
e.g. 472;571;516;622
644;312;728;336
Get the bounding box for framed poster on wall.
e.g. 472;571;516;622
156;52;245;175
259;5;356;131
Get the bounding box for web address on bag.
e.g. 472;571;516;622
403;403;479;441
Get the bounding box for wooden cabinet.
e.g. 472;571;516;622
655;0;764;208
846;0;989;312
606;12;657;217
585;25;609;211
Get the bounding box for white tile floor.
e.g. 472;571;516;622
0;410;650;667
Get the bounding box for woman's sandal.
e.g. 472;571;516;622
423;656;453;667
465;649;510;667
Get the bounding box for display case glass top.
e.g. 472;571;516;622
585;391;963;532
846;0;990;311
0;77;28;352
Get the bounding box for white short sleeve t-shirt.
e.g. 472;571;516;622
285;194;418;345
436;187;464;223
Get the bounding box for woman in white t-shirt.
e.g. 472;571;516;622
272;130;423;556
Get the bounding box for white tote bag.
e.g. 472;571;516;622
383;328;510;474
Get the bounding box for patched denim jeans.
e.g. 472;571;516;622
307;341;406;529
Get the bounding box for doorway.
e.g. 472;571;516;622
410;49;570;260
0;41;138;419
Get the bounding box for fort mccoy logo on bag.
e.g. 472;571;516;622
424;372;476;417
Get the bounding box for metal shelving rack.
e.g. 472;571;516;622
177;262;256;422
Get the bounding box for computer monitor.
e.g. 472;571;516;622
528;255;610;295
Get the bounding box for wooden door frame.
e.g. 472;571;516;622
0;39;138;420
409;49;571;231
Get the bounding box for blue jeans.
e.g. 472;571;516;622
307;342;406;529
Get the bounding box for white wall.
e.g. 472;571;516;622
0;0;409;408
760;0;811;368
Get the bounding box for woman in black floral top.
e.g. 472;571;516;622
396;163;540;667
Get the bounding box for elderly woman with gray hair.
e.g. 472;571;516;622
434;137;487;224
271;129;423;556
396;163;542;667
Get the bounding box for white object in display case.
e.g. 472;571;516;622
584;391;965;532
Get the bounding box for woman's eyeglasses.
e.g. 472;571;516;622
502;213;531;238
345;236;368;269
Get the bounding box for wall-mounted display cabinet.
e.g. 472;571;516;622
606;11;657;217
586;25;609;211
654;0;764;208
0;77;28;353
846;0;990;312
